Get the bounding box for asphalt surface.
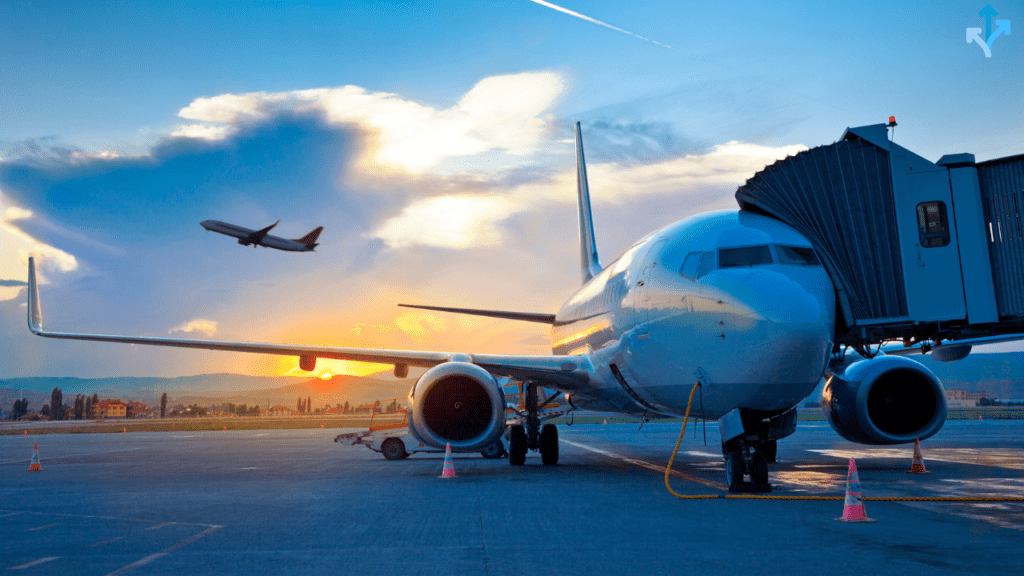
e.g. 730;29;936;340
1;420;1022;575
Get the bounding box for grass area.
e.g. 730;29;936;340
0;415;404;436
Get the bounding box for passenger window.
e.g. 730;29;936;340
718;245;773;268
696;251;716;279
679;252;701;280
916;201;950;247
776;245;821;266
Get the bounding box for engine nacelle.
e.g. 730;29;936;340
406;361;506;451
822;355;946;445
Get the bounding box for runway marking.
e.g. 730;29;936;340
102;525;222;576
0;447;142;465
90;536;125;547
562;439;727;490
144;522;174;531
238;467;260;470
0;512;22;518
8;557;60;570
26;523;61;531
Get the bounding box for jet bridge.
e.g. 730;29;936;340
735;123;1024;348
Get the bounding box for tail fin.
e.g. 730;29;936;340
295;226;323;247
576;122;602;284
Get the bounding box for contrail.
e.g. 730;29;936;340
526;0;672;49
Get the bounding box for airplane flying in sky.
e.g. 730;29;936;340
200;219;323;252
25;123;1024;491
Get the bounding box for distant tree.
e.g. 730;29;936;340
160;393;167;418
126;402;135;419
50;387;64;421
297;397;302;414
343;400;350;414
91;393;99;408
307;396;311;414
41;404;51;418
85;395;92;419
74;395;85;420
10;399;29;420
386;399;397;413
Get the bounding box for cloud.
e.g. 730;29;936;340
173;71;565;173
0;188;79;300
169;319;218;337
369;140;805;249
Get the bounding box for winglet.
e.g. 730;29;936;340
27;257;43;334
575;122;602;284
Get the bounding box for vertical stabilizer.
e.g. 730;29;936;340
576;122;602;284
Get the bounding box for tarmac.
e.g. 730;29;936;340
1;419;1022;575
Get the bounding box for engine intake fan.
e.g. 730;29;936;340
822;355;946;444
406;361;506;451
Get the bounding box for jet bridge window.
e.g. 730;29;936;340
776;245;821;266
916;201;950;248
679;252;701;280
718;245;773;268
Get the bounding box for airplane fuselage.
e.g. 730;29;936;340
200;220;318;252
551;210;836;419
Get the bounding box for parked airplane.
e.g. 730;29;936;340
200;219;323;251
25;123;1021;491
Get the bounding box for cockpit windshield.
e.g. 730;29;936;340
718;245;773;268
776;245;820;266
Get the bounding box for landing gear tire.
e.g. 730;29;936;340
725;451;744;489
750;451;769;484
381;438;408;461
480;439;506;459
509;425;527;466
539;424;559;465
757;440;777;463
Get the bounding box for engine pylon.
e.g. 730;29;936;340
907;437;929;474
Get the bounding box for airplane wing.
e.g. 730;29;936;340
25;258;589;391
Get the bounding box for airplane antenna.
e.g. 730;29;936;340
576;122;603;284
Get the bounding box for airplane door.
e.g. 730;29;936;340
634;240;667;336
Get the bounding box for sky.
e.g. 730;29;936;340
1;0;1022;379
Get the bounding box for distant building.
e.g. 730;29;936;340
946;389;988;408
103;400;127;418
269;405;291;417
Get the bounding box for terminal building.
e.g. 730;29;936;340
945;389;989;408
736;122;1024;355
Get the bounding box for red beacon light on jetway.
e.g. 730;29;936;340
887;116;897;127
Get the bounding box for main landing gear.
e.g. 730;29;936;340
508;383;559;466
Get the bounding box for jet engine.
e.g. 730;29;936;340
821;355;946;445
406;361;506;451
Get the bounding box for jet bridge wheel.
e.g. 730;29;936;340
381;438;408;461
540;424;559;465
509;425;527;466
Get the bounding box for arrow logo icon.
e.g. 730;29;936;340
968;4;1011;58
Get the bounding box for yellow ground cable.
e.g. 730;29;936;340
664;381;1024;502
664;382;717;499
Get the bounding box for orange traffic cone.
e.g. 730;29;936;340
440;442;456;478
223;425;227;431
908;438;929;474
603;419;607;425
23;430;27;435
321;424;324;428
27;444;42;471
836;458;874;522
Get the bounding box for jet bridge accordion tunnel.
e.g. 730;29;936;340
735;123;1024;348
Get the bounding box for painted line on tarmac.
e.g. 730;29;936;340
26;523;61;532
0;447;143;466
562;439;727;491
8;557;60;570
0;512;22;519
144;522;175;531
90;536;125;548
103;525;222;576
